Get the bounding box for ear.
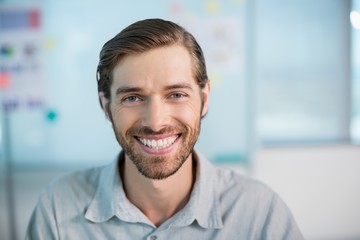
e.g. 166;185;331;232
99;92;111;121
201;81;211;117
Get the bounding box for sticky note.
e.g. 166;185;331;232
0;72;11;89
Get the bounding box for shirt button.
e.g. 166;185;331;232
150;235;158;240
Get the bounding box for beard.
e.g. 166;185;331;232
109;114;201;180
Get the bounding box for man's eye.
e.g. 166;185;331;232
169;93;185;99
123;96;141;102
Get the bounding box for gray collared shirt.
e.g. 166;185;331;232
26;151;303;240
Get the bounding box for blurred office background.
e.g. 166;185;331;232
0;0;359;239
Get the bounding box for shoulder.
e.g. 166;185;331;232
195;151;276;204
51;165;103;191
27;164;112;239
39;164;106;208
213;166;277;208
216;166;274;195
211;166;304;239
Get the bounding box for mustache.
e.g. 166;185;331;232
127;125;185;136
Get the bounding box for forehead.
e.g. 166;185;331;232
111;45;196;89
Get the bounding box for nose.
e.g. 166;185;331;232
141;98;169;132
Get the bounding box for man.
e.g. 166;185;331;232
26;18;303;239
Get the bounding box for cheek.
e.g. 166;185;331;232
110;107;138;132
171;101;202;127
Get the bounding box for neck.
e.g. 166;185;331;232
121;153;196;227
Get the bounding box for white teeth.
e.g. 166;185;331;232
139;136;178;149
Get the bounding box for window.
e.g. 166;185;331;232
255;0;353;145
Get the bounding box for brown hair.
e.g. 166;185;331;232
96;18;208;107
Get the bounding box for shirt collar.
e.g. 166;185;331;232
85;152;148;224
179;151;223;229
84;150;223;229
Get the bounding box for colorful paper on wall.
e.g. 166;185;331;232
0;6;46;112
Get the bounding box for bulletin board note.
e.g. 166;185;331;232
0;6;46;112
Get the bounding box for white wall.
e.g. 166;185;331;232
253;145;360;240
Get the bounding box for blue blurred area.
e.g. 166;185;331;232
351;0;360;142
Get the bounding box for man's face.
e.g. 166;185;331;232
100;45;210;180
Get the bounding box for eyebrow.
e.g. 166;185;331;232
115;83;194;96
116;86;142;96
163;83;193;91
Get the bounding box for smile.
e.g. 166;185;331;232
137;135;180;150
